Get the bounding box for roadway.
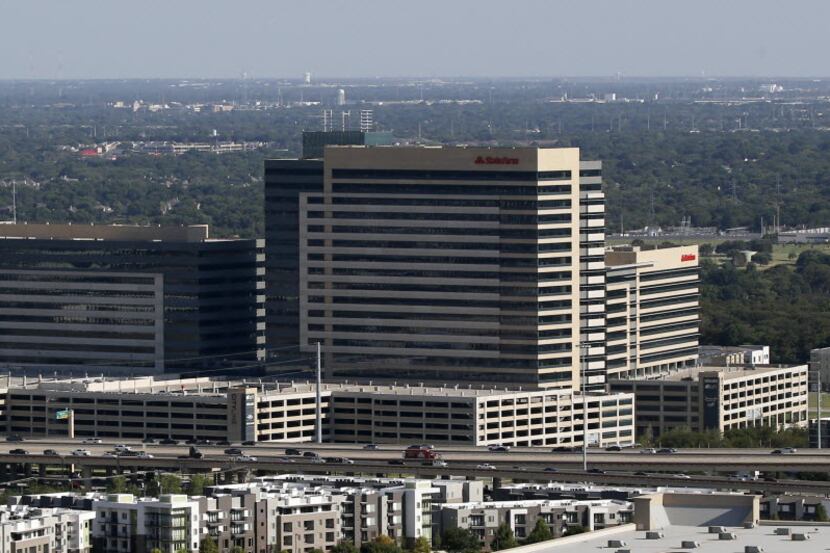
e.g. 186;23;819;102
0;439;828;495
2;439;829;471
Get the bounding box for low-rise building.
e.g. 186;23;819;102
435;498;633;545
0;505;94;553
609;364;808;438
91;494;201;553
699;345;770;367
759;495;829;522
2;376;635;447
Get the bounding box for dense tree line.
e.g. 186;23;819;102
701;250;830;363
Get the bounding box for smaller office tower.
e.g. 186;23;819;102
0;224;264;374
604;245;700;378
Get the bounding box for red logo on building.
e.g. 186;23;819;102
681;254;696;262
475;156;519;165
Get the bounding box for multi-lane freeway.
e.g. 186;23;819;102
0;439;827;495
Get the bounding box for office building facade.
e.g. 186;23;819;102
0;224;265;374
604;245;700;379
609;364;809;437
275;146;585;388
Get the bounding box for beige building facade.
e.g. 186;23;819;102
605;245;700;379
609;364;809;437
294;145;584;389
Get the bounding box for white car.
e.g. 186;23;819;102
102;452;117;458
477;463;497;470
639;448;657;454
674;473;691;479
488;445;511;452
71;449;91;456
114;444;132;451
82;438;102;445
137;452;154;459
234;455;257;462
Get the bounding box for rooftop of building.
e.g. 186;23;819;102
439;498;631;510
9;375;620;401
611;364;806;383
0;222;250;243
531;522;830;553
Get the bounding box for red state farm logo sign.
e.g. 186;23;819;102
681;254;696;262
475;156;519;165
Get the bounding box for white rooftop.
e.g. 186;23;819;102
534;523;830;553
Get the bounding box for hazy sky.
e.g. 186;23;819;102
2;0;828;79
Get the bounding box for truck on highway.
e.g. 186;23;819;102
403;447;442;462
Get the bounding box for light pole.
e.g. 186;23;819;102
581;344;589;472
816;371;822;450
316;342;322;444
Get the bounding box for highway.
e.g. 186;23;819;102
0;439;827;495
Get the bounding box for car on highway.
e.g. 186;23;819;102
674;473;691;479
160;438;179;445
43;449;59;456
634;471;649;476
71;449;91;456
763;476;779;482
388;459;405;465
407;444;435;450
103;452;117;458
488;445;510;452
363;444;380;450
216;440;231;446
224;448;244;456
137;452;153;459
142;438;156;444
639;448;657;454
656;448;678;454
543;467;558;473
605;445;623;452
278;457;296;463
477;463;497;470
9;448;28;455
234;455;257;462
587;468;606;474
285;448;301;456
5;435;23;442
325;457;355;465
771;447;797;454
82;438;103;445
302;451;320;459
241;441;256;447
114;444;132;453
551;446;576;452
426;459;448;467
196;440;214;446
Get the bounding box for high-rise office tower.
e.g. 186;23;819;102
267;145;591;389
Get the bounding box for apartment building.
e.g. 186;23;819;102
0;224;265;374
605;245;700;379
0;505;94;553
2;376;634;447
609;364;809;437
437;498;632;545
90;494;201;553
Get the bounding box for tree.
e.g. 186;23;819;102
150;549;162;553
106;476;128;494
442;528;480;553
751;252;772;265
199;536;219;553
361;535;402;553
490;523;518;551
332;541;359;553
563;525;588;536
699;243;714;256
815;503;829;522
524;519;553;544
230;547;245;553
157;474;183;495
412;536;431;553
189;473;211;496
